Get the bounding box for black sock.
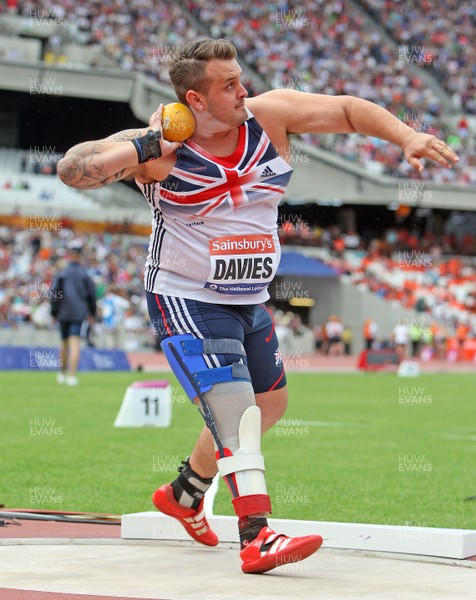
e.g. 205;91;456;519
171;457;214;511
238;515;268;548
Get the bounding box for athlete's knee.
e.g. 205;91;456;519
256;385;288;431
271;385;288;412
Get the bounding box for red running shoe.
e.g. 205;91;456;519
240;526;323;574
152;484;218;547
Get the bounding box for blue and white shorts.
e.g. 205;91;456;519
146;292;286;394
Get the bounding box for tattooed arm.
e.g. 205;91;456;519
57;128;147;190
57;105;181;190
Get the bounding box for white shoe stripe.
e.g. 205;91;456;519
265;535;290;556
264;533;281;546
277;537;291;552
269;538;282;555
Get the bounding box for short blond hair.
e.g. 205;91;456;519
169;38;237;103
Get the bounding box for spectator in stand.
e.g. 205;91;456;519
409;322;422;358
99;286;130;349
325;315;344;356
333;236;346;257
342;324;353;355
456;320;470;360
313;323;325;354
363;318;378;350
392;322;409;361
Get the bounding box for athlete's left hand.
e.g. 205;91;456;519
402;132;459;173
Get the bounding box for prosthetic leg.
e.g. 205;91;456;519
155;334;322;573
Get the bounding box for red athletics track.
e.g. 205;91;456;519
127;351;476;373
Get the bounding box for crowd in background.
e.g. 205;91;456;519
270;309;473;362
186;0;474;183
361;0;475;114
279;221;476;338
278;214;476;358
279;219;476;256
1;0;475;184
1;223;474;359
1;1;475;357
0;225;152;349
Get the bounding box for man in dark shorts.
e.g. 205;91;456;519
57;38;458;572
51;243;96;386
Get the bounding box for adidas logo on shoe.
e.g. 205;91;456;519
152;484;218;547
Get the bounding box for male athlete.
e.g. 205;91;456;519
57;39;458;573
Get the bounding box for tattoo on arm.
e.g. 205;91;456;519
58;138;137;189
106;129;145;142
58;142;108;188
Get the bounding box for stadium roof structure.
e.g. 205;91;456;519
277;251;338;277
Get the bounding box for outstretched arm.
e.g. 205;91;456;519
252;90;459;173
57;104;180;189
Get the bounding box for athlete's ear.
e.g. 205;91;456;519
186;89;204;111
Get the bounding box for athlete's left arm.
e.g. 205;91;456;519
256;89;459;173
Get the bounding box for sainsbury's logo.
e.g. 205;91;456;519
209;234;275;255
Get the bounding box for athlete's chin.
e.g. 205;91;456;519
220;113;246;128
235;106;247;124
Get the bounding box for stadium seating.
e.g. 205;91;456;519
360;0;476;114
0;147;151;222
1;0;474;184
184;0;474;184
0;33;42;62
0;1;474;352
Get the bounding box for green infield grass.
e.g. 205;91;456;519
1;370;475;529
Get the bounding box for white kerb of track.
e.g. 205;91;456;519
123;471;476;560
114;380;172;427
122;508;476;560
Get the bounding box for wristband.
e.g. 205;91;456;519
131;130;162;163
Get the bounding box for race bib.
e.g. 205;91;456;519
205;234;277;295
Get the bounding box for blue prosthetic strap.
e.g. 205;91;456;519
161;333;250;401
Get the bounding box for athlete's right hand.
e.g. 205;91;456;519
148;103;182;158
